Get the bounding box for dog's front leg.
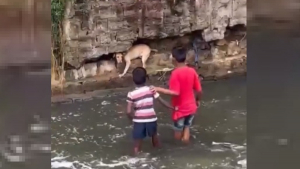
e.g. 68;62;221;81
119;61;131;77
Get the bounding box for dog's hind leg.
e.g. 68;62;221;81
141;53;150;69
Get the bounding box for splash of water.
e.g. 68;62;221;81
51;154;158;169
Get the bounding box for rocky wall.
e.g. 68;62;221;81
63;0;246;68
52;28;247;95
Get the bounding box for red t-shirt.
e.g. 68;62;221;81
169;66;202;121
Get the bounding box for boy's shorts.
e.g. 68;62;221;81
133;121;157;139
173;114;195;131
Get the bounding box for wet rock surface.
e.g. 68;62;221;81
52;0;247;95
52;24;247;95
62;0;246;67
51;40;247;96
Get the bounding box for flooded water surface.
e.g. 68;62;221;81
51;77;246;169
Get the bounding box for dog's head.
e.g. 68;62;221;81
114;53;123;64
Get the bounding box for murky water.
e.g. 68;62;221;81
51;77;246;169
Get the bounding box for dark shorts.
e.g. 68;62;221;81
173;114;195;131
133;121;157;140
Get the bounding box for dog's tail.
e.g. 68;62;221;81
151;49;158;52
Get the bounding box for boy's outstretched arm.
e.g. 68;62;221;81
154;87;179;96
154;92;175;110
151;72;180;96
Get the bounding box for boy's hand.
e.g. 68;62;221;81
154;92;160;99
150;86;160;99
196;101;200;108
150;86;157;94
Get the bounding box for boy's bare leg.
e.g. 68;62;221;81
133;140;142;155
173;119;184;140
181;127;190;144
151;134;161;148
174;131;183;140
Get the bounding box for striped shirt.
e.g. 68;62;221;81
127;86;159;123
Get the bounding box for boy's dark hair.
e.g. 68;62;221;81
132;67;148;85
172;46;187;63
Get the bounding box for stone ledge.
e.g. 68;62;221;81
51;53;247;97
51;71;246;104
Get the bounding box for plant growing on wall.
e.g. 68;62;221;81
51;0;66;51
51;0;67;87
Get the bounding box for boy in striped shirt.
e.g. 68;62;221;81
126;67;175;155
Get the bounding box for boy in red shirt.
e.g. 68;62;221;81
152;47;202;143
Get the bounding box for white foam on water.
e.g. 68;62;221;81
101;101;110;105
210;149;226;152
51;155;157;169
51;142;246;169
237;159;246;168
52;161;75;169
212;142;246;151
211;142;247;169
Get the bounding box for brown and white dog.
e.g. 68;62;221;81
115;44;157;77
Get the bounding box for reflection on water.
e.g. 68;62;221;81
51;77;246;169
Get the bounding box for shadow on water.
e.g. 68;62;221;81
51;76;246;169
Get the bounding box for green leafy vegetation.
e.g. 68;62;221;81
51;0;67;49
